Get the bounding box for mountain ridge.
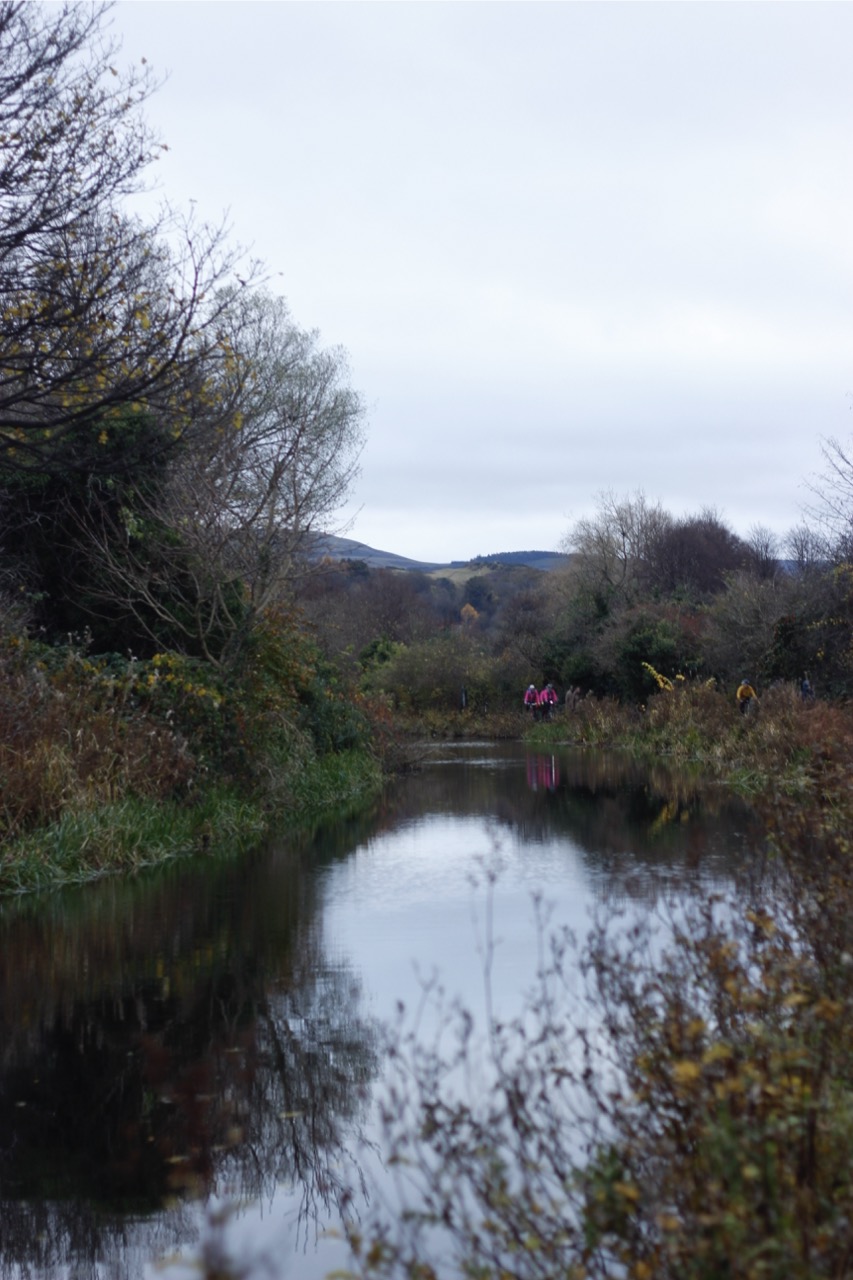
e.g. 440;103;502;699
311;534;568;573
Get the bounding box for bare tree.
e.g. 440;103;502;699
802;434;853;562
561;490;672;605
746;523;780;580
82;291;366;666
784;523;830;574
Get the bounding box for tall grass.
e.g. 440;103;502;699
0;789;268;895
529;680;853;795
0;631;384;894
270;744;383;821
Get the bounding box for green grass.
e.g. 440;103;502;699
282;747;383;819
0;788;268;895
0;748;383;896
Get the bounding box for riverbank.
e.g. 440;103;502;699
0;749;382;896
526;678;853;798
0;631;383;896
3;637;848;898
386;680;853;801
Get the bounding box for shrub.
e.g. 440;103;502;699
362;633;525;718
538;679;851;795
0;636;197;839
0;605;384;886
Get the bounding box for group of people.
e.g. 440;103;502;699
524;682;559;719
525;676;815;722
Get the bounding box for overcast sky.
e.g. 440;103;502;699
109;1;853;563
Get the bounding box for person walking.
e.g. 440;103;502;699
736;678;758;716
539;682;558;720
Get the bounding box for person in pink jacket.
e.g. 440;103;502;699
539;682;558;720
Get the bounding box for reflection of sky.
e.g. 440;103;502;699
320;813;596;1025
152;754;753;1280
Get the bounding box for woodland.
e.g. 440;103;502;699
300;488;853;716
0;0;378;889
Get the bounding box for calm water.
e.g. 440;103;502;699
0;744;763;1279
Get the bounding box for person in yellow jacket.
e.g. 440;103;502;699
736;679;758;715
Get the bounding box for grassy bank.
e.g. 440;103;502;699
525;679;853;798
0;748;382;896
375;678;853;802
0;631;383;896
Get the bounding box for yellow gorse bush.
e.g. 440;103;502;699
642;661;674;691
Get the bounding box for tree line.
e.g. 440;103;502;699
298;484;853;716
0;0;364;672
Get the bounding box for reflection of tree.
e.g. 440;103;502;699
0;842;379;1277
219;960;376;1242
365;744;762;900
0;1197;199;1280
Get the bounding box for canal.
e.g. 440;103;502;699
0;743;764;1278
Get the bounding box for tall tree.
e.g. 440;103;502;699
746;524;780;580
79;291;366;665
644;507;751;598
0;0;253;480
562;490;672;607
0;0;267;649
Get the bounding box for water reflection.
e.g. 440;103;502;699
360;744;761;902
526;752;560;792
0;745;763;1278
0;846;379;1277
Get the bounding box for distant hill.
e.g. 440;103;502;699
469;550;569;572
310;535;569;573
308;535;446;571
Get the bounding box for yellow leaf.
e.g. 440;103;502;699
702;1041;733;1065
783;992;809;1008
655;1212;681;1232
671;1060;702;1084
